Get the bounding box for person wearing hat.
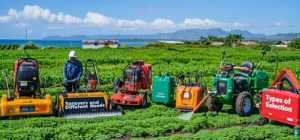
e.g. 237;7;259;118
63;51;83;92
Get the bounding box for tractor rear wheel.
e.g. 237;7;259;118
141;94;148;107
205;96;223;112
235;91;254;116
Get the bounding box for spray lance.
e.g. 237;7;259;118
251;50;267;77
217;50;227;74
177;72;209;121
270;50;279;80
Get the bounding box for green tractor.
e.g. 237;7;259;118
206;51;269;116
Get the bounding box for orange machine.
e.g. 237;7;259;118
175;72;206;111
0;55;53;119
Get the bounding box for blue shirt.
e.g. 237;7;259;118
63;60;83;81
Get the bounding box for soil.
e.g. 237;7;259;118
114;124;256;140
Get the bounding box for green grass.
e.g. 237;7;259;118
0;43;299;139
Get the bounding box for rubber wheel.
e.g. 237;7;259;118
57;104;63;117
205;96;223;112
117;105;125;115
141;94;147;107
235;91;254;116
258;117;269;126
52;103;57;117
109;101;118;110
109;101;113;110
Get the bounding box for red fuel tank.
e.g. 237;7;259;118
88;80;97;91
141;64;152;89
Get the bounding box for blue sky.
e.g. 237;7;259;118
0;0;299;39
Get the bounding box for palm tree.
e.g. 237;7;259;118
207;35;219;42
199;36;208;44
235;34;244;44
225;34;235;44
225;34;244;45
218;37;225;42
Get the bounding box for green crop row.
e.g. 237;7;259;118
135;125;294;140
0;104;272;140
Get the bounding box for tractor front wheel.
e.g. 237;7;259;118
205;96;223;112
235;91;254;116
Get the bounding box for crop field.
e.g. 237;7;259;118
0;43;300;139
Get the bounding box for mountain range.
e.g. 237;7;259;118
43;28;300;41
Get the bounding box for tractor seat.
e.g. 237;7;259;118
235;61;254;78
233;61;254;86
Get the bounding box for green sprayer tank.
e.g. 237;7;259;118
152;73;175;104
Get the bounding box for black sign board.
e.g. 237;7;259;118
64;97;106;113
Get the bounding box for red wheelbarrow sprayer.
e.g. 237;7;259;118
258;51;300;136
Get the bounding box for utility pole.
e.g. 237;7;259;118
25;30;28;40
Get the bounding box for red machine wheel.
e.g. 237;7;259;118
141;94;148;107
109;101;118;109
258;117;269;126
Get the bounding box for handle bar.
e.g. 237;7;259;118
218;66;250;72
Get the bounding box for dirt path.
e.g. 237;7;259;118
115;124;255;140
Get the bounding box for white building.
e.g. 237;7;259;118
82;40;119;49
158;40;184;44
272;40;291;47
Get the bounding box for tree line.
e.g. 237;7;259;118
199;34;245;45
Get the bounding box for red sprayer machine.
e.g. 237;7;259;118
110;60;152;107
258;69;300;136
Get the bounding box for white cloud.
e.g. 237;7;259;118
272;22;289;27
152;19;176;29
14;22;27;28
3;5;82;25
84;12;114;26
0;5;249;31
0;16;11;23
179;18;248;29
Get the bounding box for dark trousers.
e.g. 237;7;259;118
64;82;80;92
